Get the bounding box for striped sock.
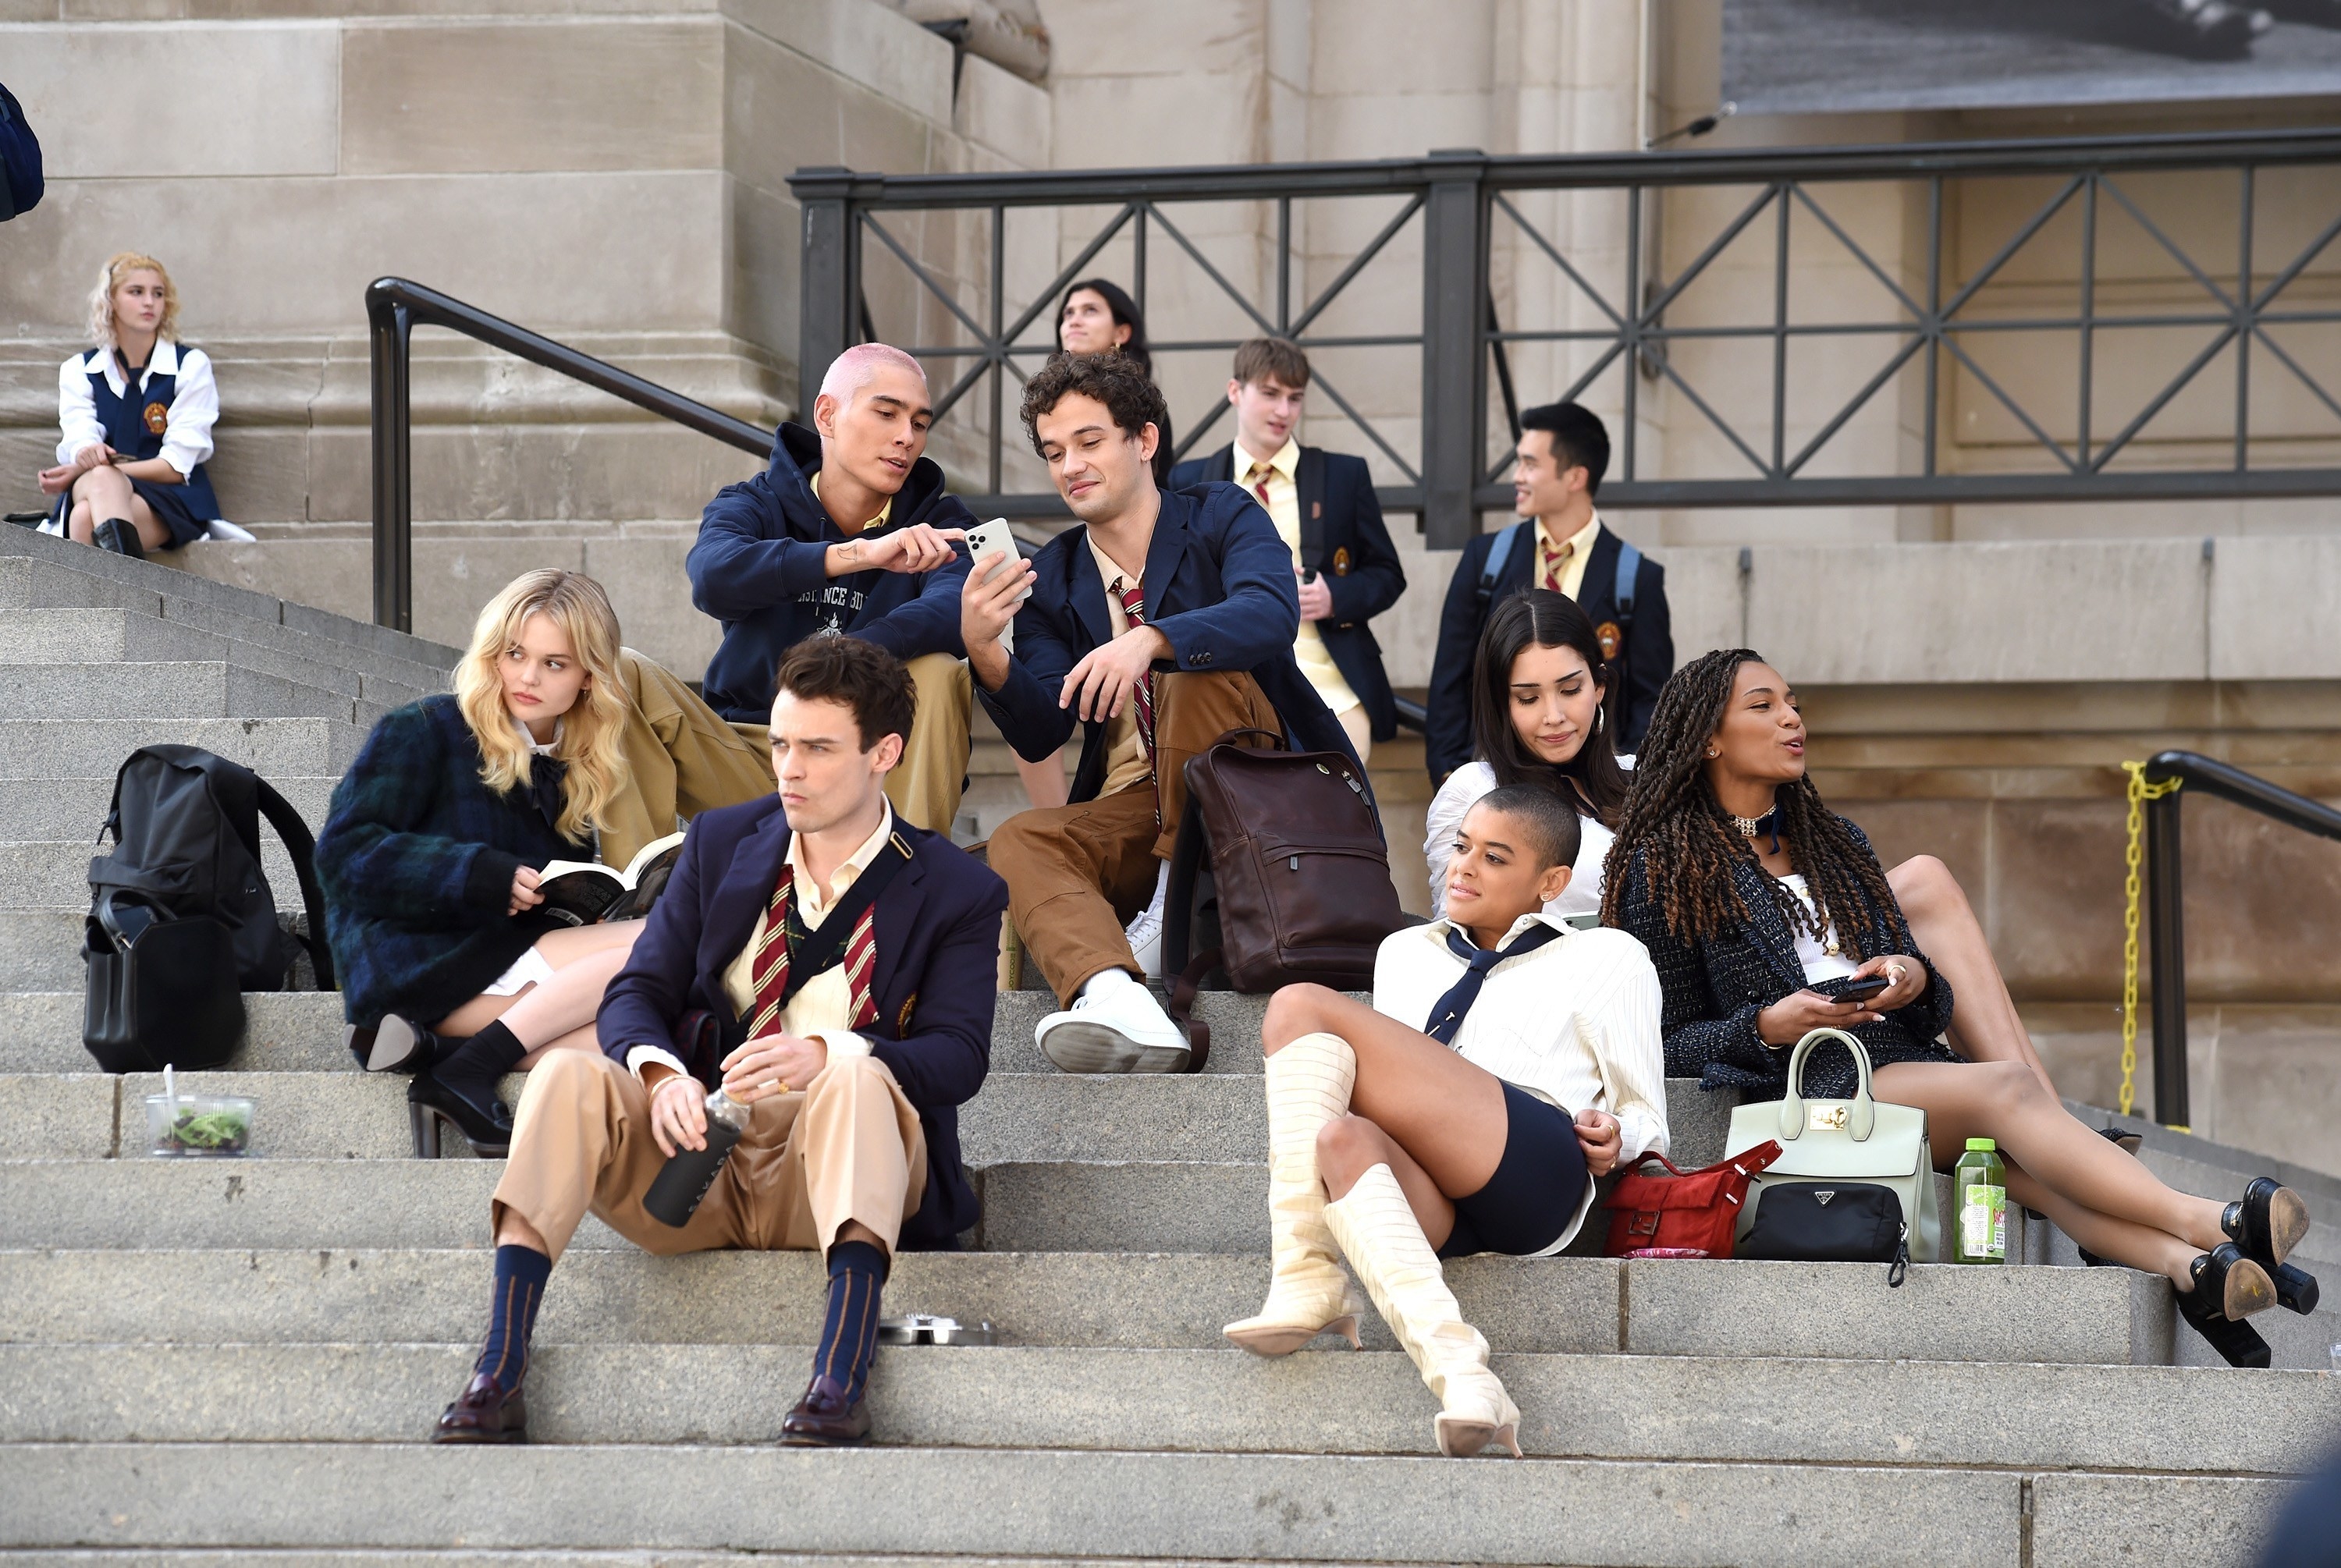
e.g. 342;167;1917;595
815;1240;888;1403
475;1243;552;1394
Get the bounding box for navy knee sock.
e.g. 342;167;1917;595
814;1240;888;1403
475;1243;552;1393
438;1020;527;1113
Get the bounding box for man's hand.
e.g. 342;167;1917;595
1060;624;1171;722
1757;988;1877;1045
961;548;1033;691
1574;1108;1623;1177
649;1072;708;1158
829;523;964;578
1295;569;1333;622
508;865;544;917
720;1031;829;1104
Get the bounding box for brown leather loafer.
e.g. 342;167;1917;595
780;1374;870;1446
433;1371;527;1444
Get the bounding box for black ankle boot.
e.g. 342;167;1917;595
2177;1246;2276;1368
2271;1260;2321;1316
408;1071;513;1158
93;517;144;559
2222;1177;2311;1274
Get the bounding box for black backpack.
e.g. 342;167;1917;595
83;746;335;1071
0;80;42;222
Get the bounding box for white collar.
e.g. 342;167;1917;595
1433;909;1571;954
788;798;897;912
88;339;179;394
513;715;563;755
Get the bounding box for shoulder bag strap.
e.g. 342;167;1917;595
777;833;915;992
252;775;337;990
1612;538;1641;625
1475;520;1534;612
1295;447;1326;565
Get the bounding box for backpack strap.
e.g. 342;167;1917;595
252;776;337;991
1612;537;1642;628
1474;520;1535;612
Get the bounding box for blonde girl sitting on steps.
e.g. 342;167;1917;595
1226;784;1668;1457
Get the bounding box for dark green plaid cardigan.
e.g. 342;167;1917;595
316;694;587;1031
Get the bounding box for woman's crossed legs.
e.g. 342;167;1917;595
435;921;644;1063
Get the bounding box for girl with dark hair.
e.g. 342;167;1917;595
1058;278;1173;487
1423;591;1629;920
1604;647;2318;1368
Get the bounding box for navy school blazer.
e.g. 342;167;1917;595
1424;520;1674;778
596;793;1010;1248
974;481;1361;803
1167;443;1407;741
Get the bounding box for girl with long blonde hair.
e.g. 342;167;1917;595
318;569;649;1157
37;252;222;557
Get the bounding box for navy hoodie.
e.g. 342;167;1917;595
689;422;975;722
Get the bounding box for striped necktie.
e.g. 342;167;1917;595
1246;460;1274;511
744;867;881;1040
1114;578;1156;768
1422;924;1562;1045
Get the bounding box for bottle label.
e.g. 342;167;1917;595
1960;1182;2006;1260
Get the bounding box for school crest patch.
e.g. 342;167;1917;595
142;402;169;435
1596;620;1624;661
1332;547;1352;576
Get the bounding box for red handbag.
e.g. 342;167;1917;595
1602;1141;1785;1259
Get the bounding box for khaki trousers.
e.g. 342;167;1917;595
605;649;972;869
490;1048;927;1264
986;670;1281;1003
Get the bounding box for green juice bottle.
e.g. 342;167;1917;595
1953;1137;2008;1265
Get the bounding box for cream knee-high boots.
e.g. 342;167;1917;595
1324;1162;1521;1458
1222;1031;1362;1356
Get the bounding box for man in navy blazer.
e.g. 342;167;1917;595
432;638;1007;1451
1167;338;1406;758
964;352;1356;1075
687;343;976;832
1424;402;1674;779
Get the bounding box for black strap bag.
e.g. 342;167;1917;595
1736;1180;1913;1288
83;746;336;1071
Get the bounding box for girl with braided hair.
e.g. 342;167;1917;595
1605;648;2317;1368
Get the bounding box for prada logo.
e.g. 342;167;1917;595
1809;1103;1849;1130
1814;1190;1836;1206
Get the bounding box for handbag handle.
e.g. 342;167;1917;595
1778;1027;1877;1143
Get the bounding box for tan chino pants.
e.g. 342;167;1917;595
491;1048;927;1263
986;670;1281;1003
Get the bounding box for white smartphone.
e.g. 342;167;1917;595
962;516;1028;653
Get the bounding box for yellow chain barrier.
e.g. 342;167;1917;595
2119;761;2183;1120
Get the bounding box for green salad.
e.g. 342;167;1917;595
160;1105;250;1153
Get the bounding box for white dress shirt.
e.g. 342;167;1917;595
1423;757;1632;921
1372;912;1670;1254
55;340;218;479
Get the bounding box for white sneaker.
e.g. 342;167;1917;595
1035;971;1191;1073
1122;906;1164;979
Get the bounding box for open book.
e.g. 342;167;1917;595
533;831;687;928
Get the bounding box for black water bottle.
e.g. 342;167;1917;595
642;1085;751;1227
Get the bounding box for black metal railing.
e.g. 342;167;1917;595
2139;750;2341;1127
793;126;2341;548
365;278;773;633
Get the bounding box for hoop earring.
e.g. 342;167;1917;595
1593;706;1605;735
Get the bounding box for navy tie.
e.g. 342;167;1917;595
1422;924;1561;1045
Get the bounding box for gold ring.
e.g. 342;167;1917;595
1886;964;1907;984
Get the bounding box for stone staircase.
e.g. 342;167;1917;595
2;523;2338;1566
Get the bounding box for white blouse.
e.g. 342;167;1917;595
1423;757;1629;921
1778;873;1859;984
1373;913;1670;1254
56;340;219;479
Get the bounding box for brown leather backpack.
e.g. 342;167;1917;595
1162;729;1410;1002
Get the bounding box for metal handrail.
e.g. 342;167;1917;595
366;277;775;632
2139;750;2341;1126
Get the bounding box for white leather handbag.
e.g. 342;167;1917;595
1723;1027;1942;1265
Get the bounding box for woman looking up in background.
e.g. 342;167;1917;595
318;570;648;1159
38;252;221;557
1423;591;1630;921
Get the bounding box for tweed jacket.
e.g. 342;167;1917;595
317;694;584;1031
1611;816;1956;1099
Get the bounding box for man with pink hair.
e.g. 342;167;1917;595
689;344;979;833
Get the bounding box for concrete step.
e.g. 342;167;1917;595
0;717;366;779
0;1070;1739;1173
5;1342;2325;1469
0;1440;2280;1566
0;1246;2172;1364
0;527;460;672
0;913;98;991
0;608;428;711
0;775;336;842
0;551;454;693
0;661;365;723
